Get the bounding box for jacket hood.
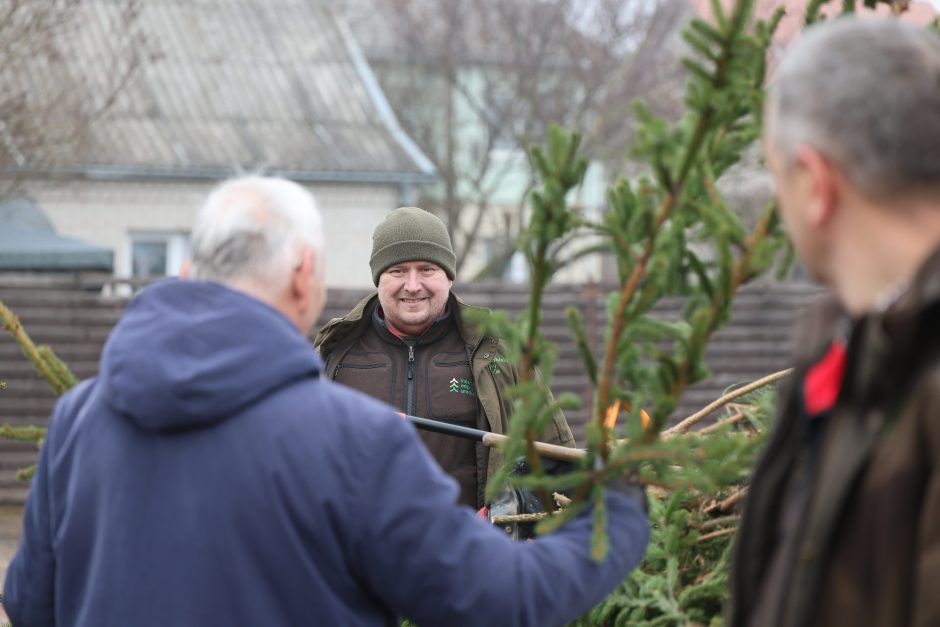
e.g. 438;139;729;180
100;279;321;432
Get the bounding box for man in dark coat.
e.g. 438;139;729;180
3;176;648;627
315;206;575;509
728;18;940;627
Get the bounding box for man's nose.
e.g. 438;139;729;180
404;270;422;292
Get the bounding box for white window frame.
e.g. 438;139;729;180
124;231;190;279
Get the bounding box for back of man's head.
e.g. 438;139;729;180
188;176;324;293
767;18;940;200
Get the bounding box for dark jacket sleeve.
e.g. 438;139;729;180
4;380;96;627
913;374;940;627
346;409;649;627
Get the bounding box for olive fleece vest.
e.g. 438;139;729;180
316;293;576;509
331;309;480;508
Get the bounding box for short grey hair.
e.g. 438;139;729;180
767;18;940;199
188;176;324;288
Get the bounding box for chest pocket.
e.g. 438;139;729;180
334;351;397;406
426;350;477;425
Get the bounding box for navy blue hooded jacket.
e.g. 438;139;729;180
3;280;649;626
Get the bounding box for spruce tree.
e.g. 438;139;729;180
480;0;933;624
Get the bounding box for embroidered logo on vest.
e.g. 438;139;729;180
449;377;476;396
489;356;511;376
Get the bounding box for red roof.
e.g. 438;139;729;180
689;0;937;68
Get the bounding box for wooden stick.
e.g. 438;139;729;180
696;527;737;543
481;432;586;463
491;512;553;524
697;411;745;435
405;414;589;462
703;487;748;515
694;514;740;531
664;368;792;436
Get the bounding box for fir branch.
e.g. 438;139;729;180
805;0;831;24
0;425;47;443
16;464;37;481
565;307;597;385
0;299;76;396
39;345;78;392
662;203;789;413
517;126;588;506
731;199;780;287
593;0;760;439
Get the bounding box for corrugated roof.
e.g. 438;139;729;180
5;0;435;184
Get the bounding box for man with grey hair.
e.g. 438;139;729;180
729;18;940;627
4;175;649;626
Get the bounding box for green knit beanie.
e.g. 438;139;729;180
370;207;456;285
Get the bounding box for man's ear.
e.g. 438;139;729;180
291;247;314;305
795;146;840;227
179;259;191;279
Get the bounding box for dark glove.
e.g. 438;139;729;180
488;457;562;540
539;456;575;477
505;455;574;477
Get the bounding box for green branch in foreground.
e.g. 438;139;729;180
0;299;78;395
0;425;47;444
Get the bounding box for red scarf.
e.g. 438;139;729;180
803;341;847;416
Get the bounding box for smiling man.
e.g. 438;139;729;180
315;206;574;508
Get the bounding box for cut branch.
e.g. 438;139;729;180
665;368;792;436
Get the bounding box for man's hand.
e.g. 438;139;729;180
608;470;648;515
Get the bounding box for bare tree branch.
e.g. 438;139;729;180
343;0;688;280
0;0;152;192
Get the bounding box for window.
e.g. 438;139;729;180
126;232;189;279
132;241;167;278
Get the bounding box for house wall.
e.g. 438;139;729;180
453;159;609;283
21;179;399;288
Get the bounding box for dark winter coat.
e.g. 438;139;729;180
3;279;647;627
728;246;940;627
315;292;576;507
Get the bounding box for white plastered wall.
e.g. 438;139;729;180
21;178;398;288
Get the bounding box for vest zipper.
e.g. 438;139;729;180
406;343;416;415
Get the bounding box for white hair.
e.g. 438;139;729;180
188;176;324;290
767;18;940;199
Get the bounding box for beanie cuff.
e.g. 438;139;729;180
370;240;457;285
